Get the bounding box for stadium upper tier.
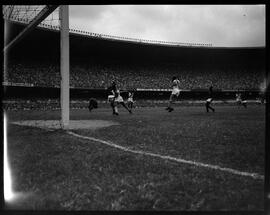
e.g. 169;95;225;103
4;21;266;90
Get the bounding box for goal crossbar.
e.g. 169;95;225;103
3;5;59;53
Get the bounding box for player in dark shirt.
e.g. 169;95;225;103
88;98;98;112
205;85;215;112
107;81;117;115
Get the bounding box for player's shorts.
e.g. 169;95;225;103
171;88;180;96
236;98;241;102
115;95;124;103
206;98;213;103
127;98;134;103
108;95;115;102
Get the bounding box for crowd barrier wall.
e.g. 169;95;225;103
3;86;262;100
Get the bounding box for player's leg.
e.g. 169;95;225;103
166;94;175;112
171;91;180;112
206;98;211;112
166;94;173;109
119;95;131;113
93;99;98;109
208;99;215;112
114;107;119;115
88;102;92;112
242;101;247;108
128;101;133;110
88;104;93;112
90;99;98;111
108;95;116;114
120;102;132;113
114;102;119;115
127;101;131;109
110;100;117;115
205;101;209;112
209;104;215;112
236;100;240;108
239;100;243;108
261;97;264;104
206;98;215;112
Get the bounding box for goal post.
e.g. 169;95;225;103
3;5;70;129
59;5;70;129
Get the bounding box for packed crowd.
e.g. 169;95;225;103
4;60;265;90
6;62;61;87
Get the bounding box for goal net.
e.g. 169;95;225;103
3;5;70;129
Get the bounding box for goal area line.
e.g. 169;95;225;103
67;131;264;181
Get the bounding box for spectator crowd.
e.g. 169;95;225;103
4;59;265;90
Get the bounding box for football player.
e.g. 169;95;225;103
205;85;215;112
236;90;247;108
107;81;117;115
127;90;135;110
88;98;98;112
114;89;132;114
166;76;181;112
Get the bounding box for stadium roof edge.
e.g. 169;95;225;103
5;19;265;50
204;46;265;49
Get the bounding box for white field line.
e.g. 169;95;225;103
67;131;264;181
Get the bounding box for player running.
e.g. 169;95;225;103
107;81;118;115
114;89;132;114
127;90;135;110
166;76;181;112
236;90;247;108
258;91;265;104
205;85;215;112
107;81;131;115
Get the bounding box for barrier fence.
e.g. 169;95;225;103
3;85;262;100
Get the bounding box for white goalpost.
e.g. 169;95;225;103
59;5;70;129
4;5;70;129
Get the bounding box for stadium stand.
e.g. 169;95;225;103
5;59;264;90
3;21;265;111
3;20;265;96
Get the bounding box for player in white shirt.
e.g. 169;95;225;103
166;76;181;112
107;82;132;115
127;90;135;110
107;81;117;115
235;90;247;108
205;85;215;112
114;89;132;114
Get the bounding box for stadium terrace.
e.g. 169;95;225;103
4;20;265;92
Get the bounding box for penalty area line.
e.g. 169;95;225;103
67;131;264;181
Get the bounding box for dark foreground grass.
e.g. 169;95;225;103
5;105;265;210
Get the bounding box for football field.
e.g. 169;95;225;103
5;105;265;210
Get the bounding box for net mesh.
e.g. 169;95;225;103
3;5;66;127
2;5;60;28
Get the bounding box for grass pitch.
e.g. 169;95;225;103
5;105;265;210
